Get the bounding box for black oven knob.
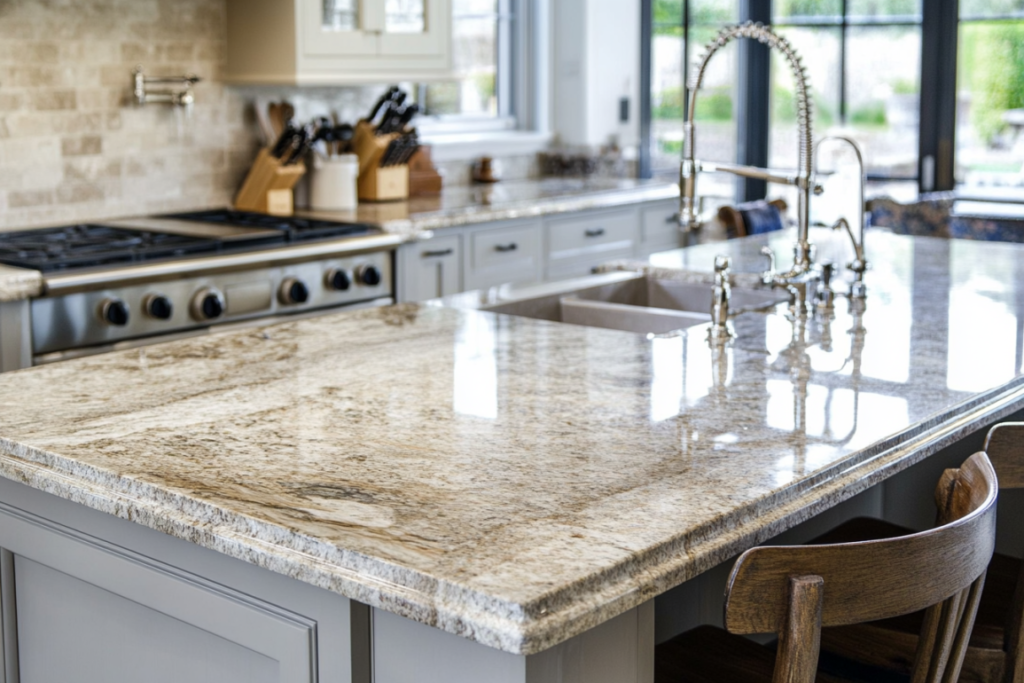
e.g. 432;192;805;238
143;295;174;321
191;288;225;321
279;278;310;305
357;264;382;287
325;269;351;291
100;298;129;326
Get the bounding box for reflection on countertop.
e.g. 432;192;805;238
305;177;680;236
0;230;1023;655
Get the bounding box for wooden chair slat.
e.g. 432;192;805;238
725;454;998;635
943;575;987;683
1008;560;1024;683
772;576;823;683
984;422;1024;488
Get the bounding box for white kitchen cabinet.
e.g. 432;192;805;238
397;234;462;303
637;200;683;257
225;0;452;85
395;198;684;302
545;208;638;280
465;219;545;291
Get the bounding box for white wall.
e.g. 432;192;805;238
552;0;641;151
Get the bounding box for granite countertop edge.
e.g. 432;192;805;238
1;374;1021;656
0;266;44;303
375;183;680;238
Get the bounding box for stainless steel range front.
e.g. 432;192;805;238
0;210;400;370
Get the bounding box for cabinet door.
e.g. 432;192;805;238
638;200;683;256
302;0;379;56
398;235;462;303
1;514;315;683
378;0;449;57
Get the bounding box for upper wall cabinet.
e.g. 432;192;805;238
225;0;452;85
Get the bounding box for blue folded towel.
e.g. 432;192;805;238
738;200;784;235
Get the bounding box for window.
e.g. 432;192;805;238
770;0;923;195
956;0;1024;191
649;1;739;173
415;0;517;132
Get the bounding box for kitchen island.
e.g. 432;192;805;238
0;229;1021;682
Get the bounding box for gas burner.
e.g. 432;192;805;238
162;209;379;242
0;225;228;273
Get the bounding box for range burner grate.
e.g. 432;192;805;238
163;209;379;242
0;225;226;273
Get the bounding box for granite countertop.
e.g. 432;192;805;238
0;231;1022;656
0;264;44;302
307;177;680;238
0;178;678;302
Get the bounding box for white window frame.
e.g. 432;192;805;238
416;0;552;161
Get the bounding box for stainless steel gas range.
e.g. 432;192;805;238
0;210;400;371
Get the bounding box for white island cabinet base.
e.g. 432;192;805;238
372;602;654;683
0;476;653;683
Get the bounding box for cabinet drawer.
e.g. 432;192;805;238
466;220;543;290
398;235;462;302
546;209;637;265
640;200;682;253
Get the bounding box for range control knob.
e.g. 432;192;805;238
279;278;310;305
143;294;174;321
100;298;130;326
357;264;383;287
190;288;225;321
325;269;352;292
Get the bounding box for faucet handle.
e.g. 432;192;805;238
815;261;835;310
759;246;776;286
714;255;731;274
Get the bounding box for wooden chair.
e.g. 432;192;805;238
814;423;1024;683
655;451;999;683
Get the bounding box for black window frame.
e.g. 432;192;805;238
640;0;1021;196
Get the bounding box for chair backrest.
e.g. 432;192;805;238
983;422;1024;683
984;422;1024;489
723;451;998;683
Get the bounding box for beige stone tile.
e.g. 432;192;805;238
31;90;77;111
61;136;104;157
55;182;105;205
8;189;55;209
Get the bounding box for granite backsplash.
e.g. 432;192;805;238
0;0;539;232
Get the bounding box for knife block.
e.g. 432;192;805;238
235;148;306;215
353;121;409;202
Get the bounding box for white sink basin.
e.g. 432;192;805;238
483;275;786;335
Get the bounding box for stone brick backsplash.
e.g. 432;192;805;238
0;0;535;232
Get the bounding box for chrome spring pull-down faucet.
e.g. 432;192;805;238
680;22;818;289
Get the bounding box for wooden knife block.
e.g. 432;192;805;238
353;121;409;202
235;148;306;215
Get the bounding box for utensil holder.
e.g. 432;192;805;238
353;121;409;202
310;154;359;211
235;148;306;215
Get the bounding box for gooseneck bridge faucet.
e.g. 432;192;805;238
680;22;817;288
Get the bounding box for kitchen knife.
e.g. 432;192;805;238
282;127;309;165
393;103;420;133
380;139;400;167
270;124;297;158
367;85;401;123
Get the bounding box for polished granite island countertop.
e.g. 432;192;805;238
0;231;1022;656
